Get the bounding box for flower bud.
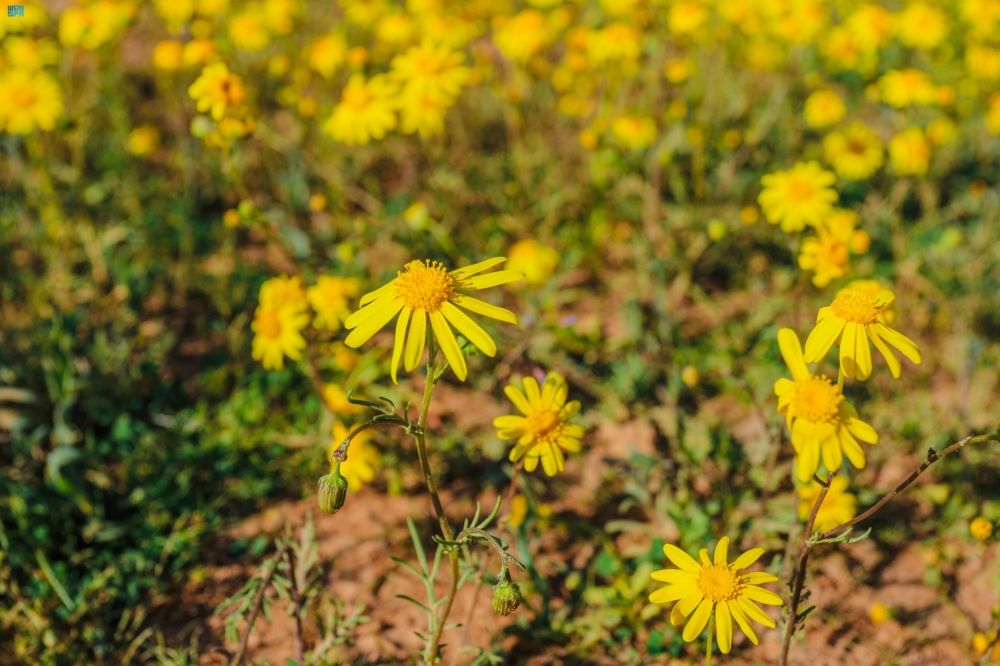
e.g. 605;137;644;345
492;574;522;616
318;472;348;514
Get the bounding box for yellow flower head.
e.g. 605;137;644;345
507;239;559;286
324;74;397;146
494;372;583;477
127;125;160;157
308;34;347;79
188;63;246;121
797;476;857;533
759;162;838;233
895;2;948;50
307;276;360;331
649;537;782;655
798;210;863;288
494;10;549;63
390;41;469;102
330;421;379;492
803;285;921;380
344;258;522;382
823;122;883;181
775;329;879;481
804;89;845;129
611;115;657;150
260;275;307;309
970;517;993;541
889;127;931;176
398;89;452;138
251;302;309;370
0;69;63;134
879;68;938;109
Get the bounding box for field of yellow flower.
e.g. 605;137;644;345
2;0;999;664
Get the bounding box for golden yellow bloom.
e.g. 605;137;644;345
229;9;270;51
330;422;379;492
59;1;134;50
0;69;63;134
324;74;397;146
507;239;559;286
879;69;937;108
505;494;528;528
798;476;856;533
869;602;891;625
495;372;583;476
823;122;883;181
649;536;782;654
391;41;469;102
251;301;309;370
804;89;845;129
188;63;245;121
889;127;930;176
611;115;657;150
260;275;307;308
798;210;865;288
776;329;879;481
323;384;363;416
668;1;708;36
398;89;450;138
803;285;920;380
3;37;60;71
973;631;1000;661
127;125;160;157
308;34;347;78
494;10;548;63
895;2;948;50
153;40;184;70
970;517;993;541
759;162;838;233
344;258;522;382
307;276;360;331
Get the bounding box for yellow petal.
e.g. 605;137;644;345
404;309;427;371
650;585;693;604
822;435;843;473
730;547;763;571
853;324;873;380
429;311;467;381
737;597;776;628
804;316;844;363
716;600;733;654
493;415;526;430
390;307;411;384
714;536;729;565
682;598;714;642
672;594;702;626
504;385;532;415
358;280;394;306
651;569;697;584
344;298;403;348
840;321;858;379
662;544;700;573
846;416;878;444
522;376;541;405
839;427;867;469
742;572;778;585
729;600;759;645
867;325;901;378
452;294;518;324
743;585;783;606
441;301;496;356
462;270;524;290
450;257;506;278
777;328;809;382
797;439;820;482
873;323;921;365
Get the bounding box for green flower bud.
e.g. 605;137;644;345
492;574;522;616
318;472;348;514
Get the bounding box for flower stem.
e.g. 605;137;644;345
412;346;460;665
705;617;713;666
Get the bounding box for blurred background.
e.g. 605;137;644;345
1;0;998;663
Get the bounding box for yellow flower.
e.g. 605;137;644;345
59;1;134;50
153;40;184;70
308;34;347;79
3;37;60;71
759;162;838;233
803;285;920;380
970;517;993;541
390;41;469;102
505;494;528;528
494;10;548;63
797;476;856;533
775;329;879;481
895;2;947;50
323;74;397;146
330;422;379;492
495;372;583;476
798;210;864;288
823;122;883;181
879;69;937;108
398;89;451;138
260;275;307;308
229;9;270;51
127;125;160;157
669;1;708;36
188;63;246;121
251;302;309;370
344;258;522;382
804;89;845;129
0;69;62;134
868;602;891;625
507;239;559;286
649;536;782;655
889;127;931;176
611;115;657;150
307;276;360;331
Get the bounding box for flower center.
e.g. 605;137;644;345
819;237;849;264
10;84;36;109
846;139;868;155
831;289;883;324
394;260;455;311
697;564;741;603
525;410;560;440
342;85;372;109
415;52;444;76
257;309;282;339
791;376;843;423
787;178;814;202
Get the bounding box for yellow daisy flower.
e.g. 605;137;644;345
251;302;309;370
797;476;857;533
798;210;867;288
758;161;838;233
323;74;398;146
307;276;360;331
494;372;584;476
649;536;782;655
330;422;379;492
775;329;879;482
343;258;522;382
804;89;845;129
889;127;931;176
803;285;921;380
822;122;883;181
0;69;63;134
188;63;246;121
507;239;559;286
390;41;470;102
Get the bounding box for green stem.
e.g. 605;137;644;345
412;347;460;665
705;617;713;666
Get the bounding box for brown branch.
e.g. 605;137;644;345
230;542;290;666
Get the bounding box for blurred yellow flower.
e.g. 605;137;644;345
669;1;708;36
330;422;379;492
495;372;583;476
798;210;865;288
759;162;838;233
798;476;856;532
612;115;657;150
804;285;920;380
260;275;307;308
344;258;522;382
229;9;270;51
507;239;559;286
251;300;309;370
775;329;878;481
0;69;62;134
391;41;469;101
188;63;246;121
868;602;891;625
663;57;693;83
153;40;184;70
324;74;397;145
823;122;883;181
3;37;59;71
307;277;360;331
309;34;347;79
970;517;993;541
505;494;528;528
494;10;548;63
889;127;931;176
895;2;947;50
650;536;782;655
804;89;845;129
59;1;134;50
879;69;937;108
126;125;160;157
398;90;451;138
